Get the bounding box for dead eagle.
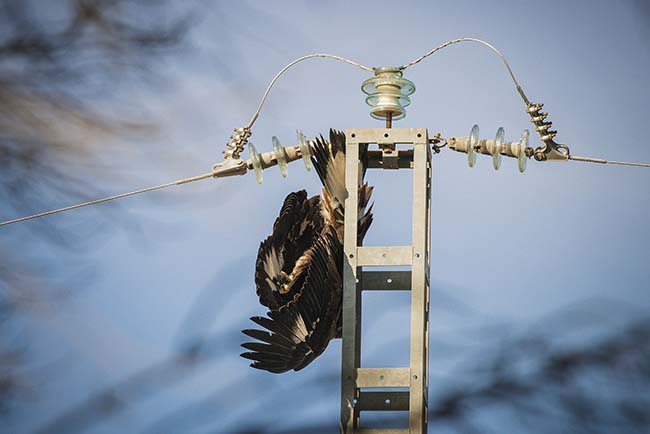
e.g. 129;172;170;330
240;129;373;373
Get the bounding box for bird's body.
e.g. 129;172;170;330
240;129;373;373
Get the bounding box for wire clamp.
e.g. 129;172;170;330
224;126;252;160
429;132;448;154
211;157;247;178
526;102;570;161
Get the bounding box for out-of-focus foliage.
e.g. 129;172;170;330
0;0;188;416
25;309;650;433
1;2;648;433
0;0;187;220
228;318;650;434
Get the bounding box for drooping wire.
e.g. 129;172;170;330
245;53;372;129
403;38;650;169
0;53;372;227
400;37;531;105
2;43;649;228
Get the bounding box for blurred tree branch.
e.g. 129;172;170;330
27;315;649;434
0;0;190;415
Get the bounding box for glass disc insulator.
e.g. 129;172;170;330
518;129;530;174
297;130;312;171
468;124;479;168
493;127;504;171
272;136;288;178
249;141;263;184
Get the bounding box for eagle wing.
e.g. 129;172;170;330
241;228;343;373
311;129;374;242
242;129;374;373
255;190;323;310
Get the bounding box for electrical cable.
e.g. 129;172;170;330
1;53;372;227
1;42;648;227
400;37;531;104
404;38;650;168
0;172;214;226
246;53;372;129
568;156;650;167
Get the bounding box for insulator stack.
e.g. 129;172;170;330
247;130;315;184
449;124;531;173
361;67;415;123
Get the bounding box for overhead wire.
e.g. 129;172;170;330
245;53;372;129
400;37;531;105
568;156;650;167
0;172;215;226
1;41;648;227
402;37;650;169
0;53;372;227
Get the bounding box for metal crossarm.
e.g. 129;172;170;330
341;128;432;433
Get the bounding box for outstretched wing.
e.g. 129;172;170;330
311;129;373;242
241;228;343;373
255;190;324;310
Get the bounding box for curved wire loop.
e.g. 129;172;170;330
223;53;371;160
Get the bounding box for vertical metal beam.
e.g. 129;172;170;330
341;139;361;433
409;133;431;432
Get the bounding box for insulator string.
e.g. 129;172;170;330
2;42;649;228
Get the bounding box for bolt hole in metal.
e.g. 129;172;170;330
379;375;385;381
355;278;359;283
351;133;356;138
385;399;391;405
387;278;393;284
417;133;422;138
349;254;354;258
415;253;420;258
413;375;418;380
382;253;387;258
384;133;389;138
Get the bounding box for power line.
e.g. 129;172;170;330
400;37;531;105
2;40;649;228
568;155;650;168
0;172;214;227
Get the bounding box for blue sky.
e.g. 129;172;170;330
4;1;649;433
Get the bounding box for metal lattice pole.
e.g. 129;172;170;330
341;128;431;433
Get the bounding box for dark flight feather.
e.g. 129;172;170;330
241;129;372;373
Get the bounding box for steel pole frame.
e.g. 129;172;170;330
341;128;431;434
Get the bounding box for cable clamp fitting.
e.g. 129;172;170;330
224;126;252;160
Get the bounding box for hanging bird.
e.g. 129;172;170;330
240;129;373;373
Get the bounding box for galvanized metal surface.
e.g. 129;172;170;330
341;128;431;434
362;271;411;291
358;391;410;412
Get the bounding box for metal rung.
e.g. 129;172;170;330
356;368;410;388
356;246;413;266
358;391;409;411
358;430;409;434
362;271;411;291
367;149;414;169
